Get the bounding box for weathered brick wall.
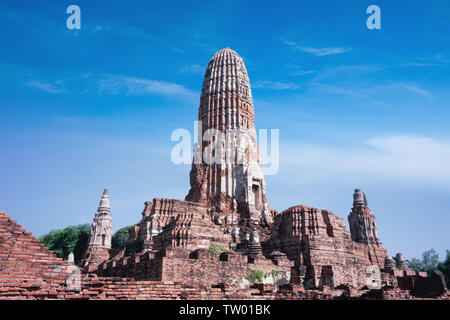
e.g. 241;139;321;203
2;274;448;300
95;250;164;280
95;246;293;287
0;211;71;298
161;248;293;287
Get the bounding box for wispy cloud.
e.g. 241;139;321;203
281;135;450;183
23;78;67;94
292;70;316;76
285;64;316;76
398;54;450;67
312;64;383;82
179;64;204;74
253;80;300;90
310;82;387;106
401;62;442;67
297;46;353;57
302;64;433;106
391;82;432;98
282;39;352;56
96;75;196;98
19;71;196;100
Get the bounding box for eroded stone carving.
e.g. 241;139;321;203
83;188;113;269
366;265;382;289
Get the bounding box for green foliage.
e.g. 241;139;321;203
407;249;450;286
112;225;133;248
39;224;90;262
209;245;228;254
263;270;279;277
408;258;423;271
437;250;450;287
392;255;398;266
407;249;440;275
248;270;264;283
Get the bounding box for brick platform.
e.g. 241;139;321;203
0;211;448;300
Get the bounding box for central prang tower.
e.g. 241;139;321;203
85;48;396;293
186;48;272;224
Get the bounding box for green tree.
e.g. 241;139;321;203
39;224;89;262
111;225;132;248
437;250;450;287
407;249;440;275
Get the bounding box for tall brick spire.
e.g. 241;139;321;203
84;188;112;270
186;48;271;223
348;188;381;245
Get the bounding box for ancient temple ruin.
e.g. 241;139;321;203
79;48;446;297
0;48;447;300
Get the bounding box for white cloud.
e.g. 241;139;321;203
401;62;442;67
292;70;316;76
96;75;196;98
398;55;450;67
297;46;352;56
312;64;383;81
179;64;204;74
253;80;300;90
21;72;197;99
285;63;316;76
391;82;432;98
310;82;387;106
282;39;352;56
281;135;450;182
303;65;433;105
23;79;66;94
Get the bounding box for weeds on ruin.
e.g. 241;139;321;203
209;245;228;254
249;270;264;283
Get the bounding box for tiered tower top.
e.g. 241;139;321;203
200;47;253;105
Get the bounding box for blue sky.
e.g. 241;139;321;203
1;0;449;260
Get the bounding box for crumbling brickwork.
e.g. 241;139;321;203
135;198;233;253
94;246;292;288
267;205;387;289
0;211;72;298
0;210;448;300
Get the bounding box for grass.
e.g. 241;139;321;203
209;245;228;254
248;270;264;283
